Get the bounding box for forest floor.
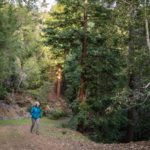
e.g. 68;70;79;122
0;118;149;150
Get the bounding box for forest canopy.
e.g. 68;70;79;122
0;0;150;143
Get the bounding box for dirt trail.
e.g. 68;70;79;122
0;124;150;150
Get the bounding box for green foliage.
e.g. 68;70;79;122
135;102;150;141
0;2;53;103
0;84;7;99
46;109;68;120
44;0;150;143
1;0;149;144
27;82;52;101
23;57;42;89
63;53;80;102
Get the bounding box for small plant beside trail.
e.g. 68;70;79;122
45;109;68;120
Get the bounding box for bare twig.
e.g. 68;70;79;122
143;82;150;88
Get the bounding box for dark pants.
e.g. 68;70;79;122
30;118;40;134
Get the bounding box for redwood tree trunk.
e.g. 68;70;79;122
56;64;62;98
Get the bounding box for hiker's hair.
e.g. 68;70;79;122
34;101;40;106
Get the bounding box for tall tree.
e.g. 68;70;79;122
44;0;150;142
79;0;88;102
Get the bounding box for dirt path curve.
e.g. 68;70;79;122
0;125;150;150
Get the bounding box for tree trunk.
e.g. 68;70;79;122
56;64;62;98
79;0;88;102
145;0;150;55
145;19;150;54
126;16;136;142
126;73;136;141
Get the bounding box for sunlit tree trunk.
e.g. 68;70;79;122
145;19;150;54
56;64;62;98
145;0;150;55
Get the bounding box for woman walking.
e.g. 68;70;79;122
30;101;41;135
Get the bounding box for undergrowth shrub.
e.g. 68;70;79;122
46;109;67;120
27;82;52;101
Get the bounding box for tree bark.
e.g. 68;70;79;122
145;19;150;54
145;0;150;55
56;64;62;98
126;73;136;141
126;12;136;142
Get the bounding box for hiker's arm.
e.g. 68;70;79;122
31;107;34;115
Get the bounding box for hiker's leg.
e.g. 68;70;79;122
35;118;40;134
30;119;36;133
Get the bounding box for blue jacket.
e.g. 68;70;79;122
31;106;41;119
